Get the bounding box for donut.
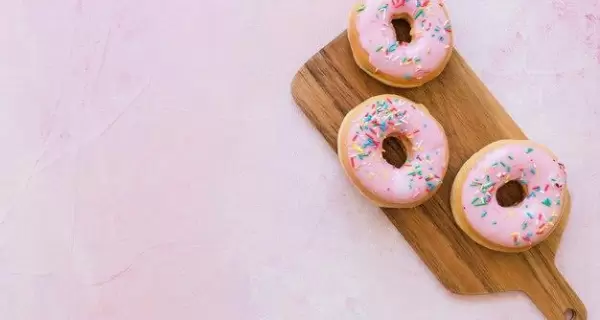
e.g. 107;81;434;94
338;94;449;208
348;0;453;87
451;140;568;252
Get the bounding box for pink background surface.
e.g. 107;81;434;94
0;0;599;319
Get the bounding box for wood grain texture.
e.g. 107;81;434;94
291;32;586;320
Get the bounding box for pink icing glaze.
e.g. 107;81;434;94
342;95;448;205
353;0;452;80
460;142;567;249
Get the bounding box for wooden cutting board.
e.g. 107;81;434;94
291;32;587;320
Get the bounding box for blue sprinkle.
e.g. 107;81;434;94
526;212;534;219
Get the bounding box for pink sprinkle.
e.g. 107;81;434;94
424;21;432;31
350;157;356;168
369;128;377;135
352;134;358;141
392;0;406;8
544;184;550;192
539;222;546;229
536;224;547;235
411;189;421;199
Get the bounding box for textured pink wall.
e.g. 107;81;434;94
0;0;598;319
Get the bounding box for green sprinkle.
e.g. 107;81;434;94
521;221;528;230
481;211;488;218
556;199;561;206
526;148;534;154
541;198;552;207
472;197;489;207
426;182;437;191
357;4;366;12
492;221;497;225
508;155;514;160
375;45;384;52
414;8;425;19
444;21;452;32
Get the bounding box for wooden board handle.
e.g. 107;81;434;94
523;253;586;319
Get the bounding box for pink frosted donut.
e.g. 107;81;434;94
348;0;453;87
337;94;449;208
451;140;568;252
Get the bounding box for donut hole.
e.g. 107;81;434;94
382;136;408;168
564;309;576;320
496;180;527;207
392;17;412;44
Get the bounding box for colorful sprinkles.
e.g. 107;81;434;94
351;0;452;84
463;144;567;247
344;96;447;204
